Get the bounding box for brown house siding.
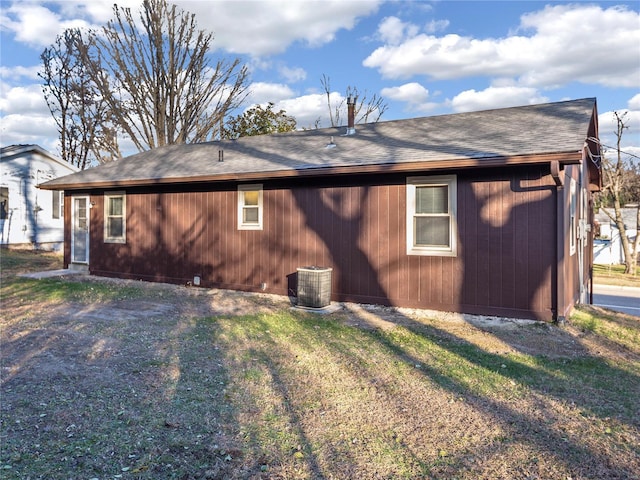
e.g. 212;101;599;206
68;165;561;321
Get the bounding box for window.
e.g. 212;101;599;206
238;184;263;230
104;192;126;243
0;187;8;221
52;191;63;219
407;175;457;256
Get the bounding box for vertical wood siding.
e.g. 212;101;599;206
80;166;559;320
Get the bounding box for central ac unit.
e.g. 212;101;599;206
297;266;332;308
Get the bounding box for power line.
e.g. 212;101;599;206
587;137;640;161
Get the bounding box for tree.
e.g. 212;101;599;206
320;74;388;127
599;111;640;274
222;102;296;139
40;29;118;168
43;0;248;159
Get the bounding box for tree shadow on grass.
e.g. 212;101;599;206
210;308;639;479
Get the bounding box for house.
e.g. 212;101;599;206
39;98;602;322
593;207;638;264
1;144;79;251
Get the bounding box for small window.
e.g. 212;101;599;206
52;191;64;219
238;184;263;230
407;175;457;256
104;192;126;243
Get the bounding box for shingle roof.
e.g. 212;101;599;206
40;98;597;190
1;144;79;173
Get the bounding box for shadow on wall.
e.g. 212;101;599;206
1;162;59;248
458;169;557;321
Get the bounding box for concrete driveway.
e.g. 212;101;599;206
592;284;640;317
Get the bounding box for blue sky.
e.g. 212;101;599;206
1;0;639;159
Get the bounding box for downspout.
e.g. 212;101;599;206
551;160;567;324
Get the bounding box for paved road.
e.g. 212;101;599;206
592;284;640;317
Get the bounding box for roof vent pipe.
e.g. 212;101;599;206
218;149;224;162
346;96;356;135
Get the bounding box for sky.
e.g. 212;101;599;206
1;0;639;161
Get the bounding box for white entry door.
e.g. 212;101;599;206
72;197;89;264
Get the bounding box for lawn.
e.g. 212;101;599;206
1;250;639;479
593;263;640;287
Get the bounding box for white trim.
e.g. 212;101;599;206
71;196;89;264
406;175;457;256
238;184;263;230
52;190;64;219
104;191;126;243
569;178;577;256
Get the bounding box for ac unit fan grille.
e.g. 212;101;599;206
297;267;332;308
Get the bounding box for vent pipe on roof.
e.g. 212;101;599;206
218;149;224;162
345;96;356;136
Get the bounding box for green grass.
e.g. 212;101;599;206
1;276;149;303
207;311;639;478
0;248;62;276
572;305;640;355
2;251;639;479
593;263;640;287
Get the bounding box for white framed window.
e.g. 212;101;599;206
569;178;577;256
238;184;263;230
104;192;126;243
52;190;64;219
407;175;457;256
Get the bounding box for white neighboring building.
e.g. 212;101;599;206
1;145;79;251
593;207;638;265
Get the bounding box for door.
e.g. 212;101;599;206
72;196;89;264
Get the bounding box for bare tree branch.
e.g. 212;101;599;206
78;0;248;151
320;75;388;128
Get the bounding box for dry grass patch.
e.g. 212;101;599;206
593;264;640;287
1;251;639;479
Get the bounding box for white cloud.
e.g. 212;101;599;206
176;0;381;56
55;0;142;24
0;65;40;82
380;82;435;113
628;94;640;111
381;82;429;103
364;4;640;89
274;92;342;128
279;66;307;83
449;87;548;113
0;84;49;115
598;109;640;145
0;113;58;151
377;16;419;45
424;19;449;34
246;82;296;106
0;2;98;48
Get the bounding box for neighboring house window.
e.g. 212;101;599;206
570;178;577;255
406;175;457;256
52;191;63;219
238;184;263;230
104;192;126;243
0;187;8;237
0;187;8;220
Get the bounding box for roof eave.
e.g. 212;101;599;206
38;150;583;191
